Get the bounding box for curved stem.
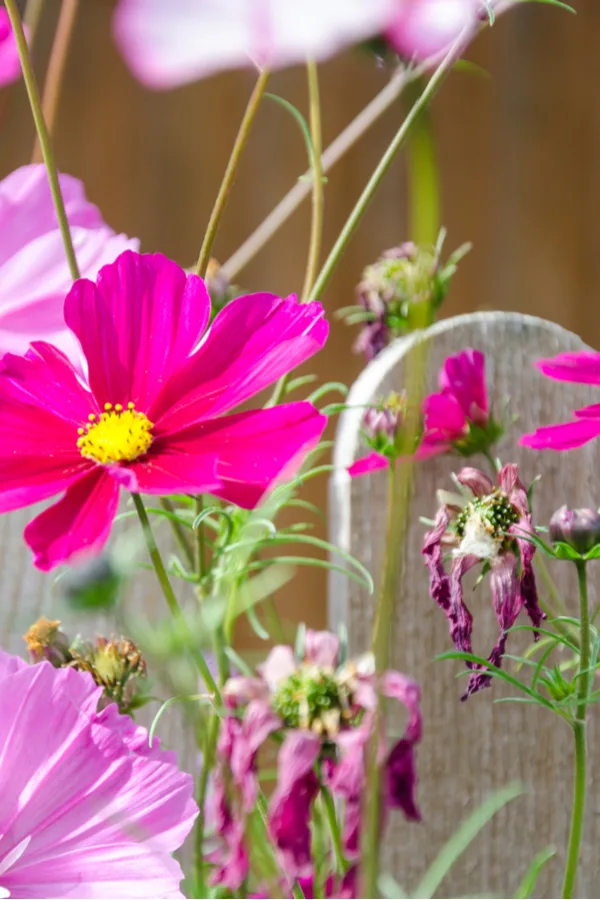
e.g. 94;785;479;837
32;0;80;164
562;560;591;898
132;492;220;700
310;31;468;303
195;68;270;278
301;59;324;302
5;0;80;282
222;68;410;279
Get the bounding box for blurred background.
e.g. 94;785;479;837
1;0;597;644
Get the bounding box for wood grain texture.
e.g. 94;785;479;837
329;312;600;898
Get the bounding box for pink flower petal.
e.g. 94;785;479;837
0;10;23;88
127;450;221;496
304;630;340;668
437;348;487;420
423;391;467;440
158;403;327;509
385;0;480;62
535;351;600;385
113;0;395;89
64;251;211;411
258;646;298;689
348;451;389;478
574;403;600;419
24;468;119;570
520;418;600;451
151;293;328;431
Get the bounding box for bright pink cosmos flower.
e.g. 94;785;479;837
0;250;328;571
113;0;490;90
520;351;600;451
349;348;492;477
0;165;138;359
0;10;23;88
0;649;196;898
211;630;421;892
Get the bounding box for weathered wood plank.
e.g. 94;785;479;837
329;312;600;898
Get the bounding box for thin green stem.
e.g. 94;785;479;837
310;31;468;302
222;68;410;279
301;59;324;301
32;0;79;163
405;79;440;246
159;497;194;569
483;447;500;476
562;560;591;899
321;786;348;875
194;714;219;896
132;492;220;700
195;69;270;278
5;0;80;282
194;495;207;579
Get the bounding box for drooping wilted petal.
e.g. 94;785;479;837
385;738;421;821
304;630;340;669
258;645;298;690
456;466;494;497
511;516;545;632
448;554;477;656
422;507;452;613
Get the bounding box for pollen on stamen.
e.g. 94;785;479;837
77;401;154;465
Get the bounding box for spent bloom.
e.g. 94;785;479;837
349;348;498;477
520;351;600;452
113;0;489;90
0;250;327;571
0;648;197;898
351;240;469;361
210;630;421;892
423;464;544;699
0;9;22;87
0;165;138;360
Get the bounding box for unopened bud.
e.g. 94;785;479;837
24;617;72;667
549;506;600;555
206;259;235;318
363;392;409;457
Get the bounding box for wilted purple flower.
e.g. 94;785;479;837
211;630;422;892
549;505;600;555
423;464;545;699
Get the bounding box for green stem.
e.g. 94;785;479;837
482;447;499;476
131;492;220;701
405;79;440;246
194;714;220;896
301;59;324;301
562;560;591;899
195;69;270;277
222;68;410;279
195;495;207;579
321;786;348;875
159;497;194;569
310;32;467;302
5;0;80;282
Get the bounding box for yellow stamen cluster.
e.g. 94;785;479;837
77;402;153;465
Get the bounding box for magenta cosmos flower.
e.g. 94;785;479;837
0;165;138;359
423;464;544;699
210;630;421;892
113;0;492;90
0;9;23;88
0;649;196;898
349;348;495;477
520;351;600;451
0;250;327;571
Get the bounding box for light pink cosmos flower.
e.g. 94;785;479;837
520;351;600;451
0;165;138;359
0;9;23;88
0;649;197;898
113;0;488;90
0;250;328;571
349;348;492;477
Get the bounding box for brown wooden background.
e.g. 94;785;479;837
0;0;597;643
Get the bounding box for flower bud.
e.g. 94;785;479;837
23;617;72;667
362;392;408;457
70;635;147;713
206;258;235;319
549;506;600;554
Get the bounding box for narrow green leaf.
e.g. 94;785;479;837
412;784;524;899
246;605;270;640
306;382;348;405
514;847;556;898
378;873;409;899
265;92;317;172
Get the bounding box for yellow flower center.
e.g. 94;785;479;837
77;402;153;465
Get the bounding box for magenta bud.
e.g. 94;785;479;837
549;506;600;554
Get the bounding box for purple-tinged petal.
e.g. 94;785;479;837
64;251;211;410
519;418;600;451
385;739;421;822
24;468;119;570
0;10;23;87
269;731;321;879
511;516;545;632
348;452;389;478
232;700;281;811
498;463;528;516
304;630;340;668
381;672;422;744
463;636;507;699
448;555;477;656
258;645;297;690
535;351;600;385
155;403;326;510
456;466;494;497
224;676;270;705
0;648;27;682
151;293;328;429
328;728;369;860
385;0;480;63
422;507;452;615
